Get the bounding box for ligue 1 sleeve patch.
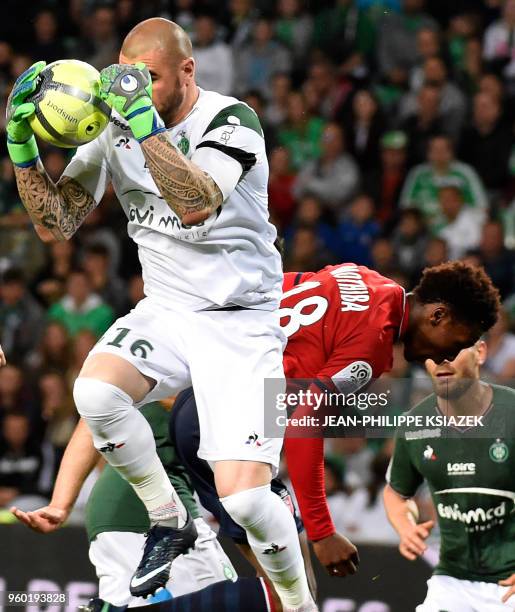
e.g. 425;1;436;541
331;361;373;394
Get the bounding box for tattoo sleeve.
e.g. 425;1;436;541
141;132;223;225
14;161;97;240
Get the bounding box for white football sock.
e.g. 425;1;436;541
73;378;186;527
220;484;311;607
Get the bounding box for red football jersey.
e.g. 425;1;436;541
280;264;409;541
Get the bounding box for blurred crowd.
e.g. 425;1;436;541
0;0;514;542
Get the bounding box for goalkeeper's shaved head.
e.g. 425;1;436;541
119;18;197;127
122;18;193;62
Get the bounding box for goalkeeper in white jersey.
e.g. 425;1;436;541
5;18;315;611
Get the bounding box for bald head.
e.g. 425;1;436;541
121;18;192;62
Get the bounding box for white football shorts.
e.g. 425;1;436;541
417;575;515;611
87;297;286;471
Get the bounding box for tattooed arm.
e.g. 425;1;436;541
141;132;223;226
13;161;97;242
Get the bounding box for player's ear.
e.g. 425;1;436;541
429;305;448;326
182;57;195;82
476;339;487;365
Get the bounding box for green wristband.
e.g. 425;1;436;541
127;106;165;143
7;135;39;167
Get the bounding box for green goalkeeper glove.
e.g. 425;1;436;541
6;60;46;167
99;63;165;142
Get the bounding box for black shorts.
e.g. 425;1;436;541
170;387;304;544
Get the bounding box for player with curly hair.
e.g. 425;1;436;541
279;260;500;573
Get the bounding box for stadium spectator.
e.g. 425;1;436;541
344;89;385;173
192;14;234;96
75;206;121;275
47;269;114;338
268;146;297;230
9;54;33;80
410;236;449;285
81;243;127;316
77;5;120;70
425;236;450;265
0;158;32;268
285;195;337;255
370;237;399;277
446;13;482;83
391;208;428;277
327;437;375;489
478;71;505;105
313;0;375;71
478;220;515;299
484;308;515;382
264;72;292;128
24;321;71;379
0;268;44;364
115;0;139;35
364;131;408;228
31;240;76;307
172;0;195;37
234;18;292;98
306;60;353;121
400;134;488;229
278;91;326;170
301;74;325;119
409;27;442;92
459;91;513;192
335;194;380;266
323;454;353;535
340;446;399;545
0;413;48;510
293;122;359;212
38;371;76;466
0;41;13;92
400;84;446;166
433;182;484;260
225;0;259;50
0;365;39;432
483;0;515;88
399;56;466;140
30;10;66;64
66;329;97;387
274;0;313;69
377;0;438;85
459;36;484;95
284;224;332;272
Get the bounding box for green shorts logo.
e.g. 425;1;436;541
489;439;509;463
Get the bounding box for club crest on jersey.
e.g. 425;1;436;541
176;131;190;155
489;439;509;463
423;445;437;461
